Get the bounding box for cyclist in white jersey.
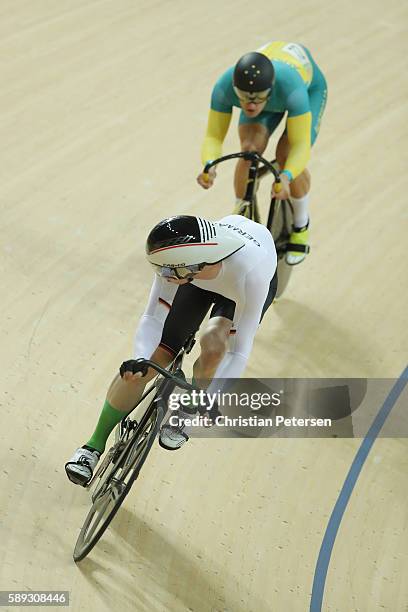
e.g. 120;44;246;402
65;215;277;485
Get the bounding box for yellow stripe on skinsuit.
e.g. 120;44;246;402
257;41;313;85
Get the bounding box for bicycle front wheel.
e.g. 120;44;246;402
73;402;163;562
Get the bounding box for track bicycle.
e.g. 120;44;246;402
203;152;309;297
73;335;197;562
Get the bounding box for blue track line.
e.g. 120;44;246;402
310;367;408;611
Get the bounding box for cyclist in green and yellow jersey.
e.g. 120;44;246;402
197;41;327;264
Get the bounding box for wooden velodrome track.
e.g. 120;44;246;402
0;1;407;611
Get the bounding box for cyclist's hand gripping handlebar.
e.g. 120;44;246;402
119;358;195;392
273;176;282;194
120;358;149;378
198;166;216;188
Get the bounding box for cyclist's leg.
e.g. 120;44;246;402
157;285;217;449
234;111;284;201
81;285;180;456
64;345;174;483
192;272;276;387
276;72;327;263
193;316;233;387
276;132;311;264
65;343;174;484
275;134;310;200
192;293;235;387
159;283;215;360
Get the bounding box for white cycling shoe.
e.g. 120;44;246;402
65;446;101;486
159;425;189;451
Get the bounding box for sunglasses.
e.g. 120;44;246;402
233;86;271;104
151;263;203;280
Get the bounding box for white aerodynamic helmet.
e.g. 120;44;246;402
146;215;244;278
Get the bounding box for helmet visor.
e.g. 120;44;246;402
150;263;203;280
233;86;271;104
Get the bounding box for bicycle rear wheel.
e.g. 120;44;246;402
73;399;163;562
268;199;294;298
